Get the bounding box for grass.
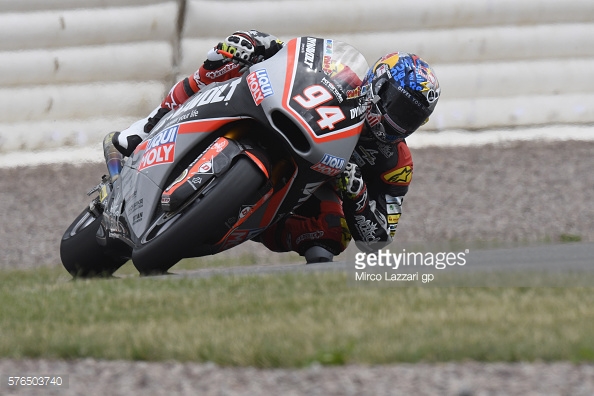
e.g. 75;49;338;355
1;265;594;367
559;233;583;243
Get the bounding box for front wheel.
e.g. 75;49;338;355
60;208;129;277
131;156;268;275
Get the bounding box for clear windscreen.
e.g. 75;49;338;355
325;40;369;84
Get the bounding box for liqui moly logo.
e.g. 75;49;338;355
247;69;274;105
310;153;345;177
138;125;178;170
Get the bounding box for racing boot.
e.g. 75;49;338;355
303;245;335;264
112;107;171;157
112;122;149;157
255;200;351;263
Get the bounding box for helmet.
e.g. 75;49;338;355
362;52;440;142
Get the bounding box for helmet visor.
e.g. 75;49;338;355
378;83;431;136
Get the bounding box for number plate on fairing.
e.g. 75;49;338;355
286;37;362;139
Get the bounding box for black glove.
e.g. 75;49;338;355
144;107;171;134
264;40;283;59
253;39;284;63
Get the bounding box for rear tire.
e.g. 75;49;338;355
132;157;267;275
60;209;129;278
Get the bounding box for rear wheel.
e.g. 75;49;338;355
60;208;129;278
131;156;268;275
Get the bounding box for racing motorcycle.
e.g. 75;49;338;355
60;37;369;276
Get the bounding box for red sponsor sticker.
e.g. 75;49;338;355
247;69;274;106
138;126;179;170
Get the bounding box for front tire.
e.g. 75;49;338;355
60;209;129;278
132;157;267;275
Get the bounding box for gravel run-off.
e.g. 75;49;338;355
1;140;593;395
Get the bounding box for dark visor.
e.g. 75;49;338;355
378;83;430;134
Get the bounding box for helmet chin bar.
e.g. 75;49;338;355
366;102;411;143
383;113;409;135
367;116;402;144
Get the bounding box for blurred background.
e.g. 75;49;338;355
1;0;593;154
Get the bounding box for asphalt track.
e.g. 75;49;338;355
154;242;594;284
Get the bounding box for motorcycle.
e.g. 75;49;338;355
60;36;370;276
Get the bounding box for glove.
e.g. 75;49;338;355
216;34;256;61
264;40;283;59
251;39;284;64
215;42;234;58
335;162;365;200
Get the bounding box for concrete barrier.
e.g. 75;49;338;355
179;21;594;68
0;82;165;123
1;0;593;153
0;1;178;152
182;0;594;37
324;23;594;64
426;93;594;131
0;118;139;153
177;0;594;133
0;0;167;12
0;2;177;51
0;42;173;86
180;31;594;97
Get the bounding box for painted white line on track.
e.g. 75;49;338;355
1;125;593;168
406;125;594;148
0;145;104;168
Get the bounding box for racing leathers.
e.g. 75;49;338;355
341;131;412;253
112;30;284;156
255;131;412;257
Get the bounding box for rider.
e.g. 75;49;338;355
112;31;284;157
112;30;441;261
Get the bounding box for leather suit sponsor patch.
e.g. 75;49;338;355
382;165;412;185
